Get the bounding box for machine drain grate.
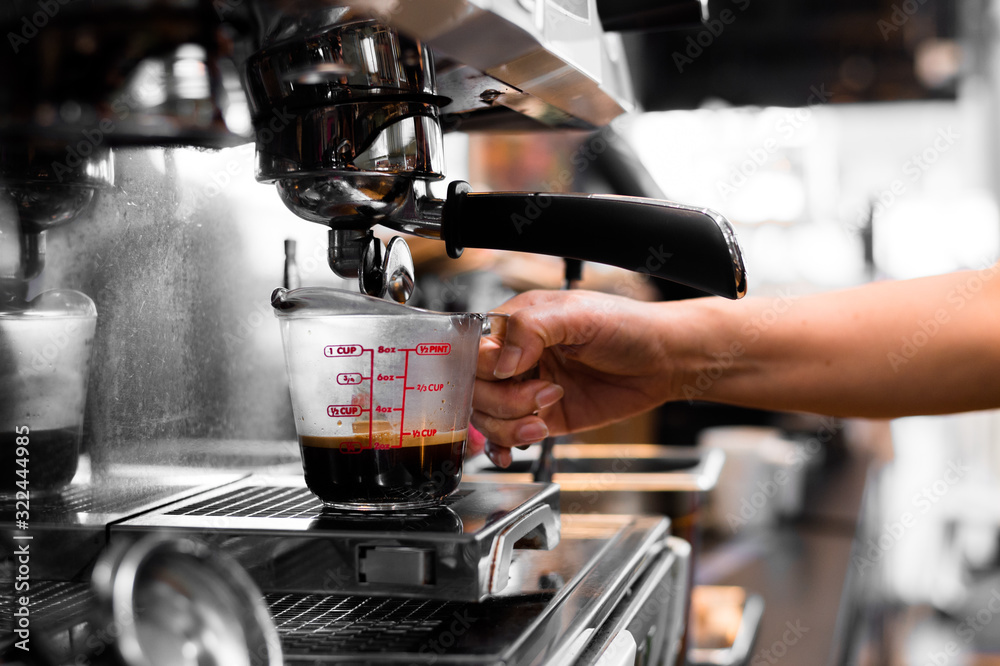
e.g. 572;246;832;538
268;593;468;655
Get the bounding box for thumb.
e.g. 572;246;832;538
493;297;596;379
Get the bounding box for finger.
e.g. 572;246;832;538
467;424;486;458
490;289;569;315
477;336;503;380
471;410;550;449
484;440;512;468
478;291;568;380
493;295;605;379
472;378;564;419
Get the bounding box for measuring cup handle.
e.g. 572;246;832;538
481;312;509;338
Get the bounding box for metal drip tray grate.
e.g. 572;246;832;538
165;485;321;518
0;580;92;634
269;593;468;654
165;485;468;519
55;485;160;514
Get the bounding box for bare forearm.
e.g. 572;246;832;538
669;265;1000;417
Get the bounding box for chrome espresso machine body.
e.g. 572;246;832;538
0;1;746;664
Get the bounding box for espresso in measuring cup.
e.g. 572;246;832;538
298;422;467;508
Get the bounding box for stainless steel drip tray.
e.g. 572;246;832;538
13;517;689;666
112;478;561;602
272;519;688;665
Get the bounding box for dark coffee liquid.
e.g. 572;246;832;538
1;427;80;494
299;428;466;507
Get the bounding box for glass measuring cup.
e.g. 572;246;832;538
272;287;496;511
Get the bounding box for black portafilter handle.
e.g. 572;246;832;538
597;0;708;32
441;181;748;300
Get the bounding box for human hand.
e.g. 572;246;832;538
472;290;686;467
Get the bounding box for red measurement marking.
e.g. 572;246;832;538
416;343;450;356
338;441;364;454
327;404;362;418
399;350;410;448
337;373;363;385
369;349;374;444
324;345;363;357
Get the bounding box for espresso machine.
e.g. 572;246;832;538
0;1;747;664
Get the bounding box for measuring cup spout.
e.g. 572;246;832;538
271;287;291;311
271;286;433;317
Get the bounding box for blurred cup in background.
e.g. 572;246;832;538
1;289;97;495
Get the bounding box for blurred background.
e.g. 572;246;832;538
443;0;1000;662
